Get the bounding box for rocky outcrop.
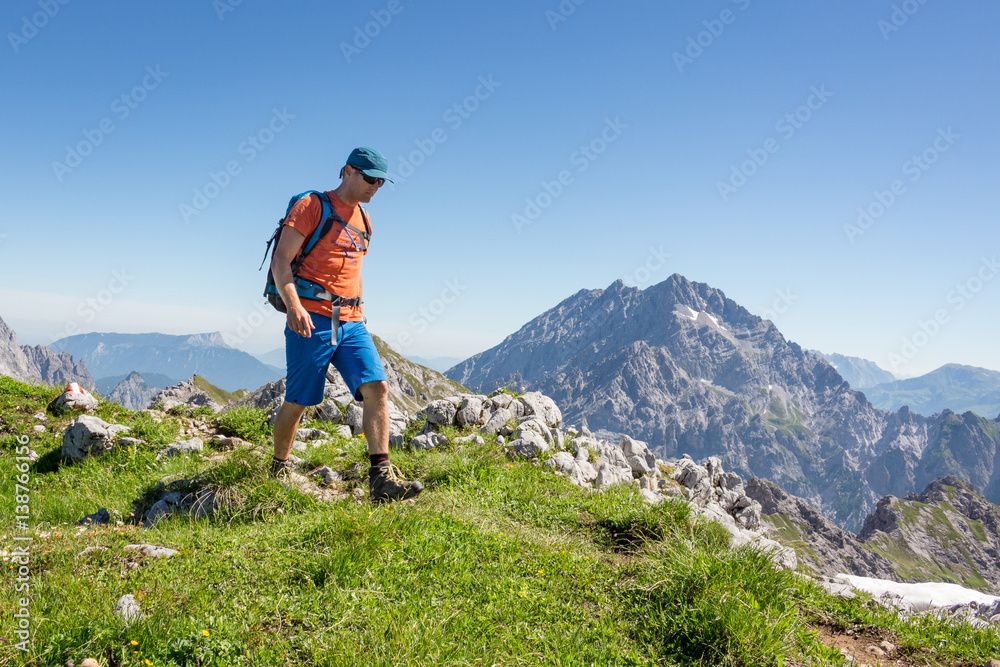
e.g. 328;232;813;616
148;377;223;413
858;477;1000;594
0;315;94;389
746;477;898;580
372;334;470;414
446;274;1000;531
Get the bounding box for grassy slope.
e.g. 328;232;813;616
189;375;246;406
2;377;999;667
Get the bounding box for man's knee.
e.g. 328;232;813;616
359;380;388;403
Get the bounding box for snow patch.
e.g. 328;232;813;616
838;574;1000;611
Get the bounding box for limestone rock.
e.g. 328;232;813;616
62;415;126;462
50;382;99;414
114;594;141;623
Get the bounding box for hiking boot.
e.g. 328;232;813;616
269;457;296;481
369;462;423;503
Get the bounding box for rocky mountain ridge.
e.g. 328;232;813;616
447;274;1000;531
858;476;1000;594
0;315;94;389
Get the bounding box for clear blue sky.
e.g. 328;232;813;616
1;0;997;378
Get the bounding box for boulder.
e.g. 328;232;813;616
155;437;205;461
455;395;486;427
420;399;457;426
50;382;99;414
345;404;365;435
481;407;511;436
509;430;548;458
62;415;128;462
517;391;562;428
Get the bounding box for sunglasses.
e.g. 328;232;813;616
352;166;384;186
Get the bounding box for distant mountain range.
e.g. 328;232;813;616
814;353;1000;418
814;352;896;389
447;274;1000;531
862;364;1000;419
49;331;283;393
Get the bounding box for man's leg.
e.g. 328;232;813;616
273;400;309;460
358;381;389;456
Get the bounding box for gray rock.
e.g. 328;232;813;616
308;466;343;485
124;544;179;558
490;393;513;410
32;424;45;433
345;404;365;435
62;415;119;462
620;435;656;477
455;396;486;427
517;392;562;428
155;437;204;461
595;458;633;489
516;417;553;446
509;430;548;458
297;428;329;441
454;434;486;446
333;425;353;439
51;383;99;414
481;407;511;436
77;508;110;527
421;399;457;426
78;546;109;557
114;594;142;623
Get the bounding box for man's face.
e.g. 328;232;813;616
348;165;384;203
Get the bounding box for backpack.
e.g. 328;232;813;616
260;190;371;313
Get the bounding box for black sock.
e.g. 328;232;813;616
272;455;288;464
370;454;389;467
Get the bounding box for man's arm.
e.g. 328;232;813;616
270;226;316;337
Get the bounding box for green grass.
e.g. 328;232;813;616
2;378;1000;666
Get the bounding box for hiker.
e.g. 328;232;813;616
268;146;422;502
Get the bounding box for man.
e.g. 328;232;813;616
269;146;422;503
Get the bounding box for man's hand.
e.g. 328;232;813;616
287;304;315;338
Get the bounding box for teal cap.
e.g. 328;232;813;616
346;146;393;182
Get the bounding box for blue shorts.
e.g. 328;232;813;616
284;313;387;406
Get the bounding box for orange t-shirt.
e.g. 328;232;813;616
284;191;370;321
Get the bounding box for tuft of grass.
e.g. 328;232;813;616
216;406;272;445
